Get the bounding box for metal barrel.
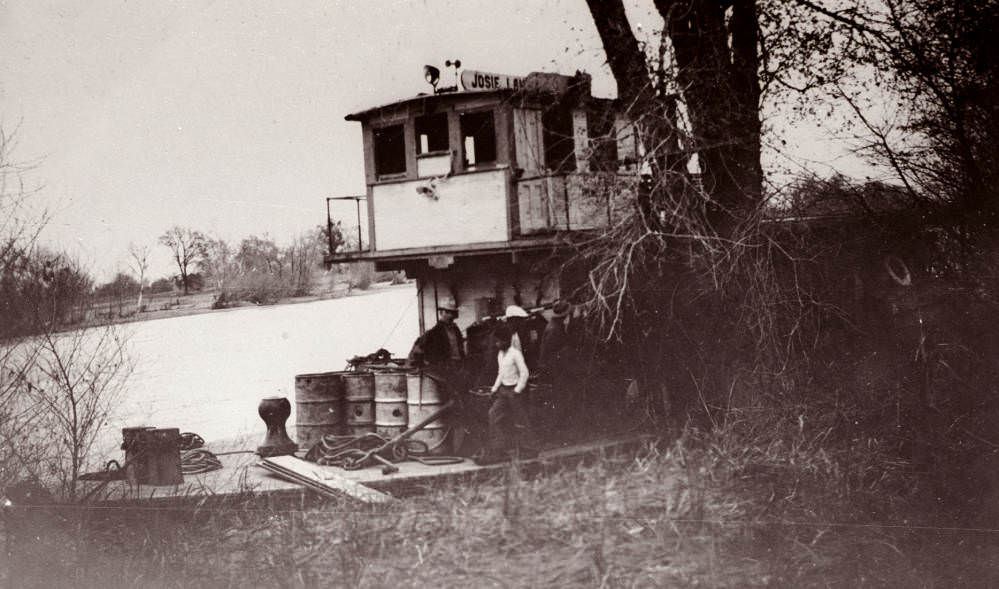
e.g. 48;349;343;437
344;371;375;433
374;370;408;438
374;370;408;402
294;371;348;449
406;370;449;455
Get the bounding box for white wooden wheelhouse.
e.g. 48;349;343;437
326;69;640;335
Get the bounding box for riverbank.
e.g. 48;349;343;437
82;279;414;329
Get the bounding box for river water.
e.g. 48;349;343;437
97;285;418;455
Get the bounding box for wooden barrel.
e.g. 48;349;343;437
294;371;347;448
344;371;375;434
406;370;449;455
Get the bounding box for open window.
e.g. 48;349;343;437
373;124;406;178
542;106;576;173
415;113;449;155
460;111;497;167
587;106;619;172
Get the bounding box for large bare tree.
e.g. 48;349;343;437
158;226;207;295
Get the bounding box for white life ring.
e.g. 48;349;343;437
884;255;911;286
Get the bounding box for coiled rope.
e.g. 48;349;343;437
178;432;224;475
304;431;462;469
181;448;223;474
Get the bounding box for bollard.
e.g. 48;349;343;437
257;397;298;457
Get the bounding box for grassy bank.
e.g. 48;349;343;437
5;427;997;588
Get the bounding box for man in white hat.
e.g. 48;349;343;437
504;303;548;373
503;304;529;353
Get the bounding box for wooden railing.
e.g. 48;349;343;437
515;172;638;236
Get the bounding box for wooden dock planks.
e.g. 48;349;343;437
259;455;395;504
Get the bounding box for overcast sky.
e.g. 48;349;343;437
0;1;862;281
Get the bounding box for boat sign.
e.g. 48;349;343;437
460;69;525;91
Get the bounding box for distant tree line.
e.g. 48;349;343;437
2;218;357;332
0;248;93;339
154;221;376;308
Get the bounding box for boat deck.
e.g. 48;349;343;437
83;433;653;506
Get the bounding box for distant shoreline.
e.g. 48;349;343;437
81;280;416;329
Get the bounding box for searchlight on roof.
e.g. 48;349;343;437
424;59;462;94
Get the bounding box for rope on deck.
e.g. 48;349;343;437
179;432;224;475
304;432;462;469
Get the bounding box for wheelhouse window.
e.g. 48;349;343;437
588;107;619;172
542;106;576;173
460;111;496;167
373;124;406;177
415;113;449;155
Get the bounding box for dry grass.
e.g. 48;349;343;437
3;430;998;588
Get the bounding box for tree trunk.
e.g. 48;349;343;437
664;0;762;229
585;0;687;229
587;0;763;233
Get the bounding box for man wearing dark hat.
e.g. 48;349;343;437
421;297;464;366
409;297;467;404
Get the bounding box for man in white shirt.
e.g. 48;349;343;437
476;324;539;464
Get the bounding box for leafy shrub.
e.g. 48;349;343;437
348;263;375;290
224;270;282;305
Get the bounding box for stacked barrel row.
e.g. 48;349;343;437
294;369;449;454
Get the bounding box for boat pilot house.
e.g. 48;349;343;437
327;68;640;351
